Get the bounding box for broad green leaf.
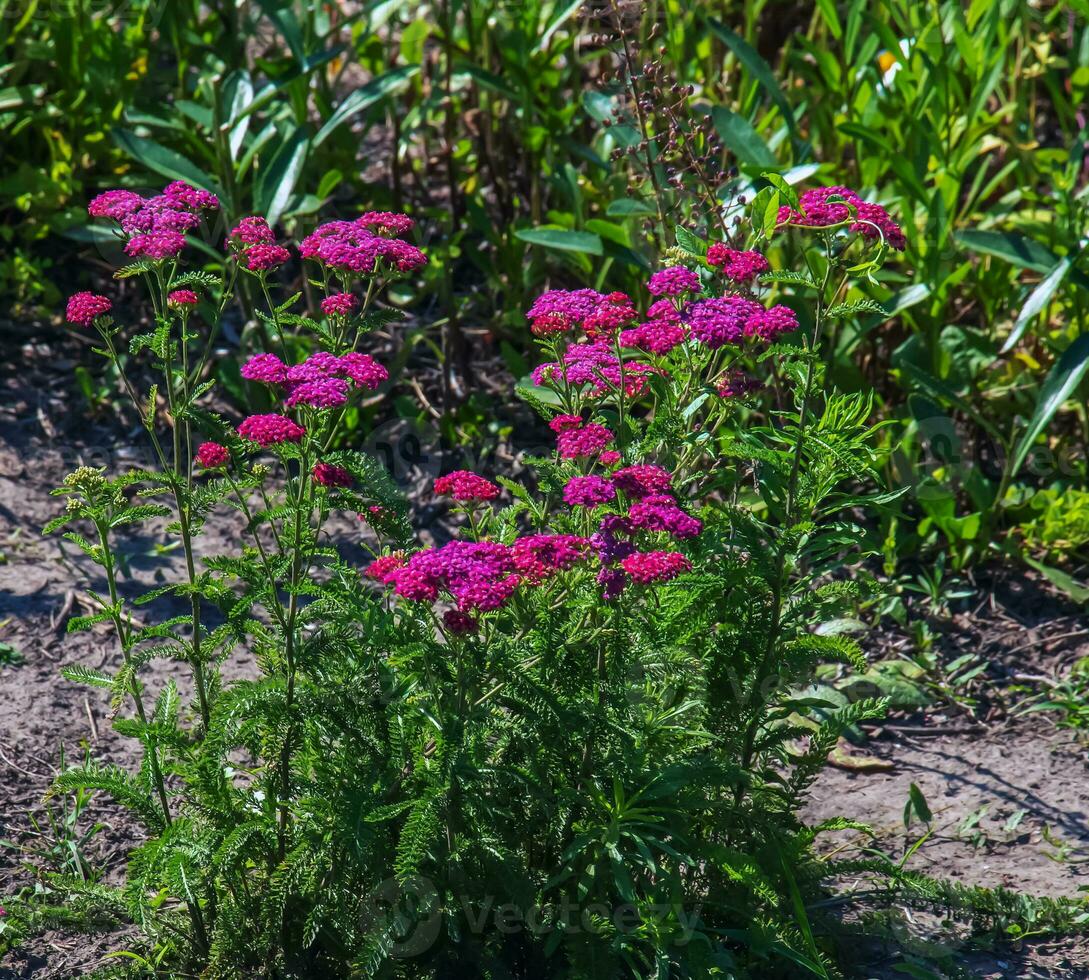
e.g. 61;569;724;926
708;21;796;132
0;85;43;111
1009;333;1089;478
958;231;1089;291
1024;556;1089;605
255;131;309;227
606;198;656;218
454;63;518;101
536;0;583;51
514;228;603;256
674;226;707;255
957;230;1057;271
711;106;777;168
111;129;217;191
1002;257;1072;353
314;66;419;146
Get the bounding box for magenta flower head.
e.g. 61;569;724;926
620;319;687;356
526;288;605;336
598;566;627;601
365;552;406;583
685;295;764;350
244;244;291;271
556;423;614;459
745;304;798;342
230;216;276;246
321;293;358;317
628;499;703;539
66;291;112;326
337;352;388;390
125;230;186;261
706;245;769;283
284;377;350;409
511;534;589;584
241;353;288;386
163;180;219;211
647;266;700;297
611;464;672;499
313;462;353;488
583;292;637;339
356;211;415;237
563;475;615;508
167;289;199;309
195;442;230;469
777;185;906;251
443;609;479;635
434;470;501;503
87;189;143;221
548;415;584;434
238;413;306;446
621;550;691;583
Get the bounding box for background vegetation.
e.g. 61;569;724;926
2;0;1087;590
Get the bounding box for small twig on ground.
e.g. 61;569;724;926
84;695;100;742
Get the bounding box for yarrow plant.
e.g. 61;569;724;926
10;179;1063;977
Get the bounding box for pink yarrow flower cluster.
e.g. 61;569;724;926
706;245;769;283
777;185;906;251
87;182;218;260
611;464;673;499
434;471;501;502
125;230;187;261
526;288;606;336
321;293;357;317
238;414;306;447
622;551;691;584
628;497;702;538
647;266;700;297
555;421;614;460
684;296;798;349
620;314;688;356
563;475;615;507
66;292;111;326
168;289;198;308
299;215;426;276
284;377;349;409
195;442;230;468
716;369;762;399
231;216;276;245
313;462;353;488
533;341;664;398
241;351;388;408
227;217;291;271
370;534;591;613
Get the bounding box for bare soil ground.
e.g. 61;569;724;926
1;326;1088;978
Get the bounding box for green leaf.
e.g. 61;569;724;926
957;231;1089;291
827;299;890;319
711;106;777;168
674;226;707;256
905;782;933;827
255;131;310;227
708;21;797;132
1009;334;1089;478
1024;557;1089;605
111;129;217;191
313;66;420;147
1003;256;1073;354
0;85;44;111
514;228;603;256
606;198;656;218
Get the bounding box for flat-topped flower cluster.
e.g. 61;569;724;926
66;180;904;648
